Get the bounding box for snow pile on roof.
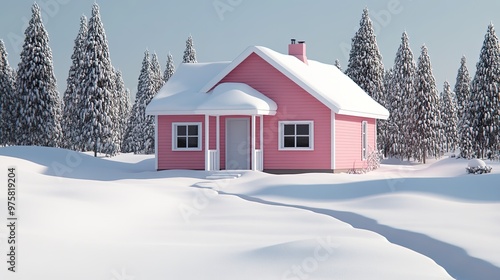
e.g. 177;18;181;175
202;46;390;119
199;82;277;115
146;62;228;115
147;46;389;119
146;63;277;116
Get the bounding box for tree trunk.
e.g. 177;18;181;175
94;136;98;157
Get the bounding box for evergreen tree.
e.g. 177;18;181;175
15;3;62;147
62;15;87;150
80;3;119;156
123;50;156;154
345;8;385;104
455;57;474;158
114;69;130;150
440;81;458;153
454;56;471;122
388;32;416;159
470;23;500;158
345;8;386;158
121;95;139;153
381;69;393;112
379;68;394;156
459;103;476;159
123;51;150;153
183;35;197;63
163;52;175;82
151;52;163;93
0;39;16;146
413;45;441;163
334;59;342;71
133;50;156;154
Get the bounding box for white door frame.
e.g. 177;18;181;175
225;118;250;170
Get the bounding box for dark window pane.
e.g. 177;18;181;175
188;125;198;136
177;137;187;148
296;124;309;135
284;124;295;135
296;136;310;147
177;125;187;136
188;137;198;148
284;136;295;147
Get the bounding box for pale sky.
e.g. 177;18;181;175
1;0;500;100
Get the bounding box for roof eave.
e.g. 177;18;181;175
336;109;390;120
146;109;277;116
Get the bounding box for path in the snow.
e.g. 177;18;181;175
192;181;500;280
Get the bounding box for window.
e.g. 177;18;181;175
172;122;202;151
279;121;314;150
361;121;367;160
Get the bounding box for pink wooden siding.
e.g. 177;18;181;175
157;115;205;170
335;114;376;170
218;53;331;170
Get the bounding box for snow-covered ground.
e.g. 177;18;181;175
0;147;499;280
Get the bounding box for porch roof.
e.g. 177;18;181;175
146;62;277;116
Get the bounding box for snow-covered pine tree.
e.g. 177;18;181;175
151;52;163;93
334;59;342;71
133;50;157;154
381;69;393;113
163;52;175;82
470;23;500;158
345;8;386;158
345;8;385;104
62;15;87;150
459;102;475;159
121;94;139;153
388;32;416;159
454;56;471;122
455;57;474;158
123;51;151;154
114;69;130;150
183;35;197;63
379;68;394;156
440;81;458;153
413;45;441;163
80;3;119;156
0;39;16;146
15;3;62;147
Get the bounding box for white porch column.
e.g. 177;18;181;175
216;115;220;170
205;114;210;171
260;115;263;171
251;115;256;171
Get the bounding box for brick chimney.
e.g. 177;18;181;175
288;39;308;65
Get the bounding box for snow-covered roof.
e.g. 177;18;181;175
145;62;277;116
146;46;389;119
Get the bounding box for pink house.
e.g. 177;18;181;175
146;40;389;173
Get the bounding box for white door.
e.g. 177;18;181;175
226;118;250;170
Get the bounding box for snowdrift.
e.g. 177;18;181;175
1;146;498;279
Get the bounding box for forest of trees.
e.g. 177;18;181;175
345;8;500;162
1;4;500;162
0;3;196;156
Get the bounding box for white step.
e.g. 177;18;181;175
206;173;242;180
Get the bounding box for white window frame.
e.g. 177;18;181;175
278;121;314;151
361;121;368;160
172;122;202;151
